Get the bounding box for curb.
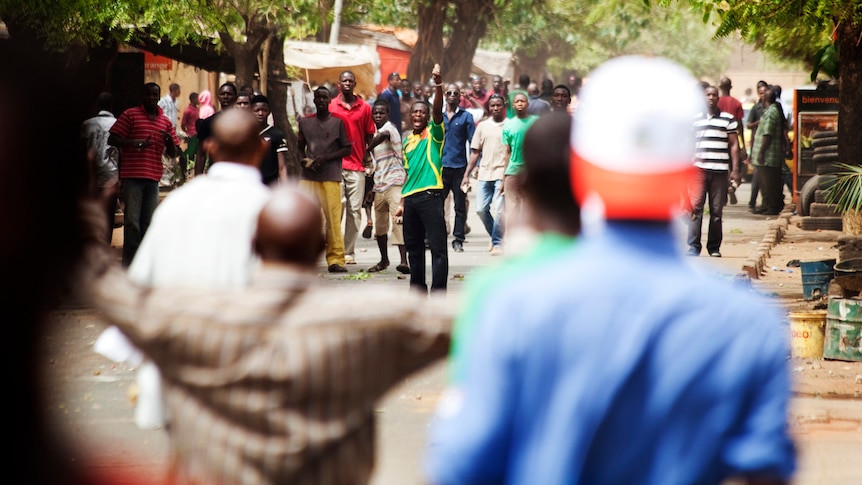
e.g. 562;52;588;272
742;209;793;279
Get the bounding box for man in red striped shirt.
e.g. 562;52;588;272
109;82;180;266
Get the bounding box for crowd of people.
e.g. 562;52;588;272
75;57;797;485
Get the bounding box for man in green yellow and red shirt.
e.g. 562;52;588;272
396;64;447;294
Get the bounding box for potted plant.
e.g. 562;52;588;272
825;163;862;235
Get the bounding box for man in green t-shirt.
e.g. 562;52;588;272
450;112;580;382
502;91;539;231
396;64;447;293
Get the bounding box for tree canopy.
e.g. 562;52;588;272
662;0;861;178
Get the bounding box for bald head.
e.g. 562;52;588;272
205;109;266;166
254;186;324;267
719;77;732;94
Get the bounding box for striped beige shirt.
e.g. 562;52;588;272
90;263;452;485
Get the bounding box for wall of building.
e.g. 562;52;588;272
142;51;214;127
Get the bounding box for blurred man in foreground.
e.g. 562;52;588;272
425;56;795;485
84;186;453;485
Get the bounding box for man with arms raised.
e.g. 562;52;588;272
95;109;271;429
83;185;453;485
397;64;447;294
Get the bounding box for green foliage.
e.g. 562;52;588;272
488;0;732;79
811;42;839;81
342;272;372;281
0;0;145;47
825;163;862;213
0;0;321;53
657;0;857;73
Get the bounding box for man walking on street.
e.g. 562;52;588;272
108;82;180;266
502;92;538;230
330;70;375;266
462;94;507;254
441;83;476;252
746;80;769;211
687;85;740;258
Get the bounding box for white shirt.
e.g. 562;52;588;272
95;162;271;429
128;162;270;288
158;95;179;131
80;111;119;187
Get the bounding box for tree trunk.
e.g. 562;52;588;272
267;33;302;178
218;17;269;89
513;44;552;85
408;0;447;85
443;0;492;82
837;21;862;169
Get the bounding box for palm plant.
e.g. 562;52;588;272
825;163;862;212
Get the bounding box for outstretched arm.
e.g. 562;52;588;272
431;64;444;126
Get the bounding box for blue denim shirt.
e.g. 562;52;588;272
442;108;475;169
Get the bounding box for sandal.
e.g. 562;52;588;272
362;225;373;239
396;264;410;275
367;262;389;273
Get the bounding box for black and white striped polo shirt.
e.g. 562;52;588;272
693;111;737;171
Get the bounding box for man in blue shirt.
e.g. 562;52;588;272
441;83;476;252
377;72;402;135
425;56;795;485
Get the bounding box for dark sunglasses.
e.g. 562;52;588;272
445;91;460;96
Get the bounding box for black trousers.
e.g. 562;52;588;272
757;164;784;214
687;168;727;254
441;166;468;243
403;190;448;293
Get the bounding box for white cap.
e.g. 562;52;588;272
570;56;706;220
573;56;704;172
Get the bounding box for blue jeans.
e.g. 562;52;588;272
121;178;159;266
403;189;448;293
476;179;504;247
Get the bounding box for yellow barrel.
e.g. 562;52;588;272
788;311;827;358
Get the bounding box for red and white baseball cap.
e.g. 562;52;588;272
571;56;705;221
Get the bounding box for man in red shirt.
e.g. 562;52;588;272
330;70;375;265
109;82;180;266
